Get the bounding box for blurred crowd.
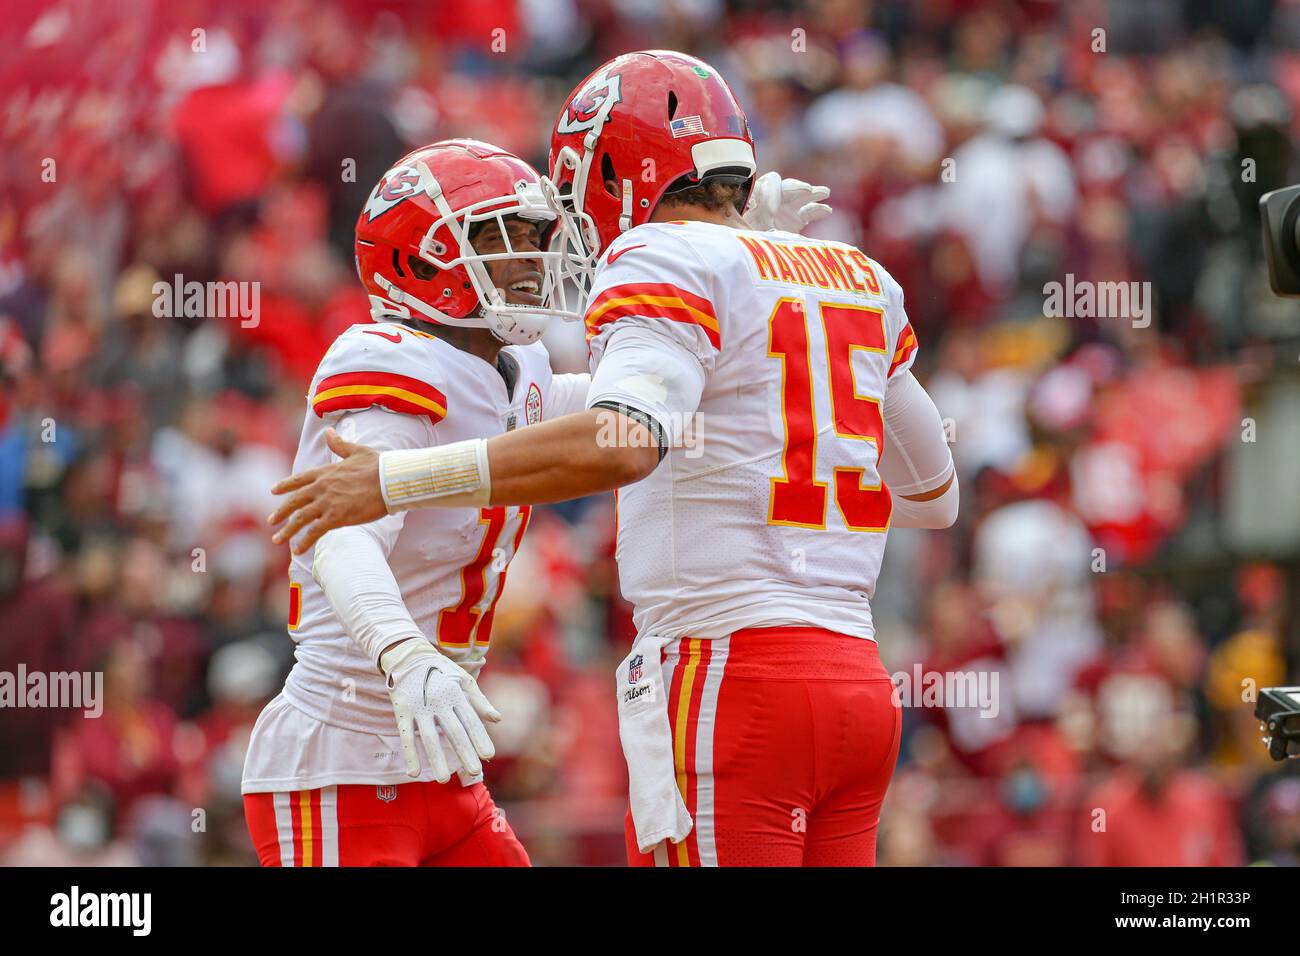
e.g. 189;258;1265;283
1;0;1299;866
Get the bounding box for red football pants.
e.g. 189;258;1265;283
625;626;901;867
244;779;529;867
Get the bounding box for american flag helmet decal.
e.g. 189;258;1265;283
669;115;705;137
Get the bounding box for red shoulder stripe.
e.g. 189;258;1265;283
888;323;918;377
584;282;720;350
312;370;448;423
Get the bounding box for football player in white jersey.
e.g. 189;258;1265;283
242;139;598;866
268;52;957;867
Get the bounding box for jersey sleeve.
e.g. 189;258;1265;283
309;324;450;427
879;371;953;498
310;404;436;666
584;227;721;375
881;269;919;381
545;372;592;420
586;325;706;445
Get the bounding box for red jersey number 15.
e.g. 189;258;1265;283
767;298;891;532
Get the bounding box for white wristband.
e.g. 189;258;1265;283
379;439;491;512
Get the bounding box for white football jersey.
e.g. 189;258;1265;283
244;321;583;793
584;220;920;643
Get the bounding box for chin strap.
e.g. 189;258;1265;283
371;273;438;321
370;273;489;331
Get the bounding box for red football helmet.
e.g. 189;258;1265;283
545;50;756;292
355;139;578;344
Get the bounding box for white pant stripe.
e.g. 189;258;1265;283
692;640;728;867
272;792;294;867
319;786;339;866
650;645;682;868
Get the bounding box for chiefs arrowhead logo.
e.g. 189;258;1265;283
556;72;622;136
363;162;431;222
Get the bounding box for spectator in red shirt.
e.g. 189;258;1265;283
1075;709;1244;866
52;638;183;827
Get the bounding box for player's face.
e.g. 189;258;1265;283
475;216;545;306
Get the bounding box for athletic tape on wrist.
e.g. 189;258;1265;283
380;439;491;512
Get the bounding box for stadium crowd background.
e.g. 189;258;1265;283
1;0;1299;866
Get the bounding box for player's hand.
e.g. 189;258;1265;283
380;639;501;781
742;171;832;233
269;428;386;554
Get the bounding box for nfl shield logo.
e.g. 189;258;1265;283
627;654;644;684
376;785;397;803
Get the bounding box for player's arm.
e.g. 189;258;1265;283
485;324;702;502
269;410;656;553
307;407;501;781
271;232;716;552
878;370;959;528
306;409;417;662
270;326;704;553
870;269;957;528
486;408;660;502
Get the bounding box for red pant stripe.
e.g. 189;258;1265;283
665;641;688;867
289;791;303;866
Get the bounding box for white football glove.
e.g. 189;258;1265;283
742;171;833;233
380;639;501;782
